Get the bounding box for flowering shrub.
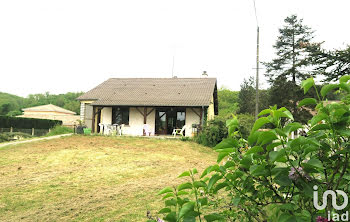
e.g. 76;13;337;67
150;76;350;221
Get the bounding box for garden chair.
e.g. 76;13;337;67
104;124;113;135
98;123;104;134
117;124;125;136
172;125;186;137
143;124;151;136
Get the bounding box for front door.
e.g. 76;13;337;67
155;108;186;135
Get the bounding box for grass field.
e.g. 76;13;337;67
0;135;217;221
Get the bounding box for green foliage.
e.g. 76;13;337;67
236;113;255;139
263;15;317;124
194;117;228;147
0;92;25;116
264;14;315;83
217;87;239;118
238;77;256;115
6;110;23;117
0;91;83;116
24;92;83;114
308;44;350;82
0;132;33;143
0;115;62;129
269;76;313;124
154;76;350;221
238;76;270;115
46;125;73;136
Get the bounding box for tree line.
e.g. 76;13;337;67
0;92;83;116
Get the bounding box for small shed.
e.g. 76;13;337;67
19;104;80;127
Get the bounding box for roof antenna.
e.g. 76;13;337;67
171;55;175;78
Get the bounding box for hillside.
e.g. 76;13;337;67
0;92;26;116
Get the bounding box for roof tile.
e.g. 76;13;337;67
77;78;217;107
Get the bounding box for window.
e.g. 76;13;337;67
176;111;185;128
112;107;129;125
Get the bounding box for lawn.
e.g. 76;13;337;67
0;135;217;221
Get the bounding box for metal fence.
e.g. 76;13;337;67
0;128;49;137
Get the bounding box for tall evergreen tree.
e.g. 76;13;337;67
264;15;315;123
308;44;350;82
264;15;314;83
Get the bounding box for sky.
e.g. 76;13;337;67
0;0;349;97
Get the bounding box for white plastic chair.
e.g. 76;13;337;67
143;124;151;136
172;125;186;137
98;123;104;134
118;124;125;136
104;124;113;135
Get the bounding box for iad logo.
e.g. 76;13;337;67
313;185;349;221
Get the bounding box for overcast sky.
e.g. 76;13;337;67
1;0;349;97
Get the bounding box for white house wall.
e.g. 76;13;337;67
99;107;155;136
185;108;201;137
99;106;199;137
122;107;143;136
101;107;112;124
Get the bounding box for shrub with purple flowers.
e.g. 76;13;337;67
151;76;350;221
316;216;332;222
288;166;312;181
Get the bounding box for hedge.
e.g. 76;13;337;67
0;116;62;129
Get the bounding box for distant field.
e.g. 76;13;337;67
0;135;216;221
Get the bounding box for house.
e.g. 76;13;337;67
77;77;218;137
18;104;80;127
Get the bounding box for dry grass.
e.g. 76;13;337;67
0;135;217;221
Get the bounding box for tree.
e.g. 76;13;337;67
308;44;350;82
0;103;12;115
264;15;316;123
269;76;312;123
264;15;315;83
238;76;269;115
217;87;239;118
238;77;256;115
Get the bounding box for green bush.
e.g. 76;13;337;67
46;125;73;136
180;136;191;142
237;113;255;139
0;132;33;142
152;76;350;221
194;117;228;147
0;116;62;129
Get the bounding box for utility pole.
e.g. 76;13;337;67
255;26;260;120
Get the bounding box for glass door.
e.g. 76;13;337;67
155;110;167;135
155;108;186;135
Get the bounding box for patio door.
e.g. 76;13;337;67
155;108;185;135
155;110;167;135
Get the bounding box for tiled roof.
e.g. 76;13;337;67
22;104;76;115
77;78;217;107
